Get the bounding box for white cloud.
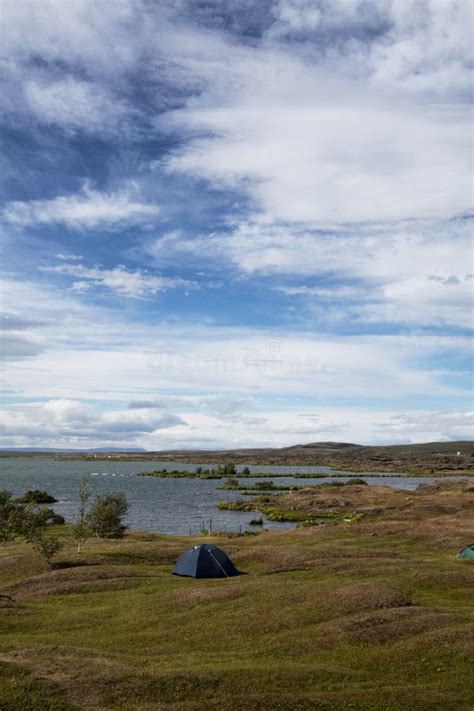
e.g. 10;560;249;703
3;183;160;230
2;321;470;404
157;4;472;225
373;410;474;441
0;2;472;449
0;275;128;355
166;88;470;224
42;262;195;298
367;0;473;95
2;1;471;225
4;401;471;450
56;253;83;262
0;333;45;359
1;0;146;75
24;77;129;133
1;271;471;447
140;407;474;451
273;1;322;32
0;399;185;444
150;217;473;328
0;401;474;450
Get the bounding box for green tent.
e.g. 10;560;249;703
458;544;474;560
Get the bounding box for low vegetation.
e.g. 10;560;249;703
218;479;299;492
0;479;473;709
44;440;474;476
139;464;263;479
16;490;58;504
1;482;129;569
0;489;65;567
87;492;128;539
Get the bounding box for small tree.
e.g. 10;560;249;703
16;503;50;543
0;491;20;545
223;462;237;477
0;492;63;568
72;475;92;553
31;530;63;569
88;492;128;539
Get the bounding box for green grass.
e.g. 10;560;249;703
0;661;79;710
0;509;473;709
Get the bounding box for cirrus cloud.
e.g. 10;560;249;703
3;183;160;230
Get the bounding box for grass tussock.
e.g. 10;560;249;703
320;606;453;645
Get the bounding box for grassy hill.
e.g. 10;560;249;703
0;479;473;710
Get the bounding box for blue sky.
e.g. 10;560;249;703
1;0;473;449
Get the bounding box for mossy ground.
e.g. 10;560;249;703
0;481;473;710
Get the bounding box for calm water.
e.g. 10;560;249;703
0;457;463;535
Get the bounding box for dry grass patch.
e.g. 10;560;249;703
264;479;474;525
234;545;318;574
4;564;154;600
171;583;247;607
320;606;454;645
328;582;413;615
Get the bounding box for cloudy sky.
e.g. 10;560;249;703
1;0;473;450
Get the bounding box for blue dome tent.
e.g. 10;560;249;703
172;544;238;578
458;544;474;560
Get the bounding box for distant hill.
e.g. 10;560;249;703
1;441;472;474
0;447;146;454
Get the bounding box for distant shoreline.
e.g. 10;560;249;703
1;439;473;476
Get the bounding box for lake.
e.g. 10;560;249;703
0;457;464;535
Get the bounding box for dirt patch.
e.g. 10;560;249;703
4;565;153;599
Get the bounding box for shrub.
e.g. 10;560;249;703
216;462;237;477
45;510;65;525
72;476;92;553
0;491;20;545
0;491;64;567
31;531;63;568
17;490;57;504
253;480;275;490
88;491;128;538
224;477;240;488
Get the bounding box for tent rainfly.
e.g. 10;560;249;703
172;544;238;578
458;544;474;560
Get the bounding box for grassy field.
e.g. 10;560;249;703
0;480;473;710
